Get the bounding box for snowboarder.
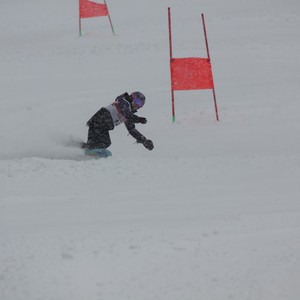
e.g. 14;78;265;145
82;91;154;152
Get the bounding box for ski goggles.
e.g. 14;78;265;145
132;97;144;109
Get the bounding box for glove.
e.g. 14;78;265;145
139;117;147;124
143;139;154;151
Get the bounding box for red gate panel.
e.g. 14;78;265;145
170;57;214;91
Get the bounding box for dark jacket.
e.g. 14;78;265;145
87;93;146;143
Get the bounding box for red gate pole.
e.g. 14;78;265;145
79;0;82;36
104;0;115;35
168;7;176;122
201;13;219;121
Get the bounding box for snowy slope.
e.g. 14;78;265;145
1;0;300;299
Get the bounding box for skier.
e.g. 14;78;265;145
82;91;154;152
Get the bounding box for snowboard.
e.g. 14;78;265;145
84;148;112;158
63;139;112;158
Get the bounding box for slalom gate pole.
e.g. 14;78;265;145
79;0;82;36
105;0;115;35
201;13;219;121
201;13;211;61
168;7;176;122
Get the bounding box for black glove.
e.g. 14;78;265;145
139;117;147;124
143;139;154;150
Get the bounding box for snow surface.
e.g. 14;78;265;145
1;0;300;299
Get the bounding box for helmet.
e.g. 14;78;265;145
131;91;145;109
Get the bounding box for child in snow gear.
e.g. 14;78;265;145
82;92;154;151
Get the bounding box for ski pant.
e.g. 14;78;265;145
86;108;114;149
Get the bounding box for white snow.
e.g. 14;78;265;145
1;0;300;299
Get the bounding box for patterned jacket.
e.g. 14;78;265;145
89;93;147;143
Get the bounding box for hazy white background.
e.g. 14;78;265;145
1;0;300;299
